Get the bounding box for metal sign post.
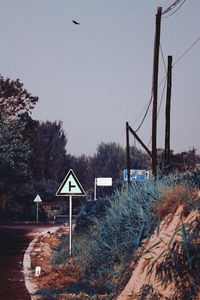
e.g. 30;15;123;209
56;169;86;256
69;195;72;256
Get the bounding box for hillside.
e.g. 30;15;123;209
27;171;200;299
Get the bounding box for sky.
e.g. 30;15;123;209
0;0;199;156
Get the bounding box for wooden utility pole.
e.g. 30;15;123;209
164;56;172;171
126;122;131;184
152;7;162;176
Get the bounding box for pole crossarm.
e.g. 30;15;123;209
127;123;152;158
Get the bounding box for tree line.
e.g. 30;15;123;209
0;75;198;221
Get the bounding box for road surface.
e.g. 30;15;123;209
0;224;56;300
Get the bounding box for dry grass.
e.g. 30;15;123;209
30;229;83;291
153;184;191;220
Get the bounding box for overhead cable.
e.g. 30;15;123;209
160;43;167;73
162;0;186;17
134;94;153;133
147;77;167;149
173;36;200;66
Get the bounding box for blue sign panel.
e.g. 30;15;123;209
123;169;149;182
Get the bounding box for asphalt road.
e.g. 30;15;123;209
0;224;55;300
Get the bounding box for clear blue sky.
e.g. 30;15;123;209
0;0;199;156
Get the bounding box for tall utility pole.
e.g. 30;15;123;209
152;7;162;176
164;56;172;171
126;122;131;184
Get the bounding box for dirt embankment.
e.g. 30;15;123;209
118;205;200;300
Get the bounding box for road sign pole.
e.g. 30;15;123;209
94;179;97;201
69;195;72;256
34;195;42;224
36;201;39;223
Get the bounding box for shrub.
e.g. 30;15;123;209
153;184;191;220
50;172;200;297
74;198;111;234
52;175;176;296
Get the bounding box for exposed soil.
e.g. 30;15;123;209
29;227;98;299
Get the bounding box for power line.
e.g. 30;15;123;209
160;43;167;73
157;76;167;119
133;97;152;126
133;73;168;134
133;44;167;134
162;0;186;17
173;36;200;66
135;34;200;134
147;76;167;149
135;94;153;133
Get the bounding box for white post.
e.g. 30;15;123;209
94;178;97;200
69;195;72;256
36;201;39;223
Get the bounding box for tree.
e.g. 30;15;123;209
129;146;151;169
0;118;32;213
91;142;126;190
30;120;67;182
0;75;38;118
66;154;93;199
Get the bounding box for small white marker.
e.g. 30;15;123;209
35;266;41;277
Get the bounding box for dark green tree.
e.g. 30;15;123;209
129;145;151;169
30;120;67;182
0;118;32;214
91;142;126;189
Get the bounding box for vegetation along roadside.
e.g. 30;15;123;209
29;170;200;299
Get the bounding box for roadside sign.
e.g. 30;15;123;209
94;177;113;200
34;194;42;202
56;169;86;256
96;177;112;186
124;169;149;182
56;169;86;196
33;194;42;223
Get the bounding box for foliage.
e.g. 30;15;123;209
155;219;200;299
0;75;38;118
129;145;151;170
52;175;175;296
75;198;111;234
175;167;200;188
153;184;191;220
170;149;196;173
30;120;67;182
90;142;125;189
66;154;93;192
90;142;150;195
0;118;32;212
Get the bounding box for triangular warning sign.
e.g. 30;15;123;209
34;194;42;202
56;169;86;196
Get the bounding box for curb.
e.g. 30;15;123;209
23;227;61;300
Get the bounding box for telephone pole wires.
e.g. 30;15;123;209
152;7;162;176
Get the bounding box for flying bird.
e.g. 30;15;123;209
72;20;80;25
